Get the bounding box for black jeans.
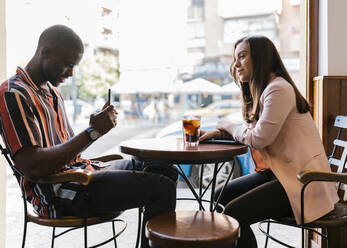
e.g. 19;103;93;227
215;170;294;248
64;159;178;248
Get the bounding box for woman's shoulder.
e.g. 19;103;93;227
263;77;295;96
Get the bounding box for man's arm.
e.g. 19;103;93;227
14;105;117;181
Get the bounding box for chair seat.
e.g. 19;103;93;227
277;202;347;228
27;209;123;228
146;210;240;248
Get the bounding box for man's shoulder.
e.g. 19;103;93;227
0;80;9;94
1;74;34;97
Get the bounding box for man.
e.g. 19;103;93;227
0;25;177;248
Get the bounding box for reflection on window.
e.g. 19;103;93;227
187;21;205;39
187;0;204;20
6;0;301;141
224;15;276;43
290;0;300;6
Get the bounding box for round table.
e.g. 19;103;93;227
120;137;248;164
120;137;248;211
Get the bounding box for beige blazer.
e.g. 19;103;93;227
217;77;339;224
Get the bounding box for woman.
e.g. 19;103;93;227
199;36;339;247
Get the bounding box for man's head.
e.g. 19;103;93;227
35;25;84;87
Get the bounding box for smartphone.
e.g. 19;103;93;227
199;139;241;145
108;89;112;104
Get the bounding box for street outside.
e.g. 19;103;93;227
5;118;300;248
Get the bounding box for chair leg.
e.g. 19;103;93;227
112;220;117;248
258;220;296;248
51;227;56;248
135;207;143;248
301;225;305;248
264;220;270;248
84;221;88;248
21;220;28;248
326;226;342;248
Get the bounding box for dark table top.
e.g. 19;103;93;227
120;137;248;164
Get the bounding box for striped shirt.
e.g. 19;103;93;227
0;67;95;218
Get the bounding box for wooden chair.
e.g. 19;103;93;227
259;115;347;248
0;122;127;247
146;210;240;248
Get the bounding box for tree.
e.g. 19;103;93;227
76;47;119;100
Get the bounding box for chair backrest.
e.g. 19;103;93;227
0;116;28;209
0;116;36;224
328;115;347;201
0;117;23;181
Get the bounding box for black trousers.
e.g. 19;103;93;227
65;159;178;248
215;170;294;248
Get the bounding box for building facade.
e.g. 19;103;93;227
181;0;301;85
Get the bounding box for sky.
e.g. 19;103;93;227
6;0;97;73
120;0;187;71
6;0;188;77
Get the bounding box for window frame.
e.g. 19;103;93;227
304;0;319;113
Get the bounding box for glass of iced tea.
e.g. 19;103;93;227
182;115;201;147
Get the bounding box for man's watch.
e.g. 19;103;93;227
85;127;101;141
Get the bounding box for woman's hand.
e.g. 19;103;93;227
199;129;221;142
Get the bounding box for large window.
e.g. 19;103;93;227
4;0;303;146
3;1;313;247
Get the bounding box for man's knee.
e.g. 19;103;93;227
144;164;178;184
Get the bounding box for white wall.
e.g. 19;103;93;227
319;0;347;75
0;0;6;246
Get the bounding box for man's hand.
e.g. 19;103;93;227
14;105;119;181
89;105;118;136
199;129;222;142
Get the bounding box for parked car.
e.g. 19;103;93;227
156;112;255;188
184;99;242;118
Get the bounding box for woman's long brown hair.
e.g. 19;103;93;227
230;36;310;123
